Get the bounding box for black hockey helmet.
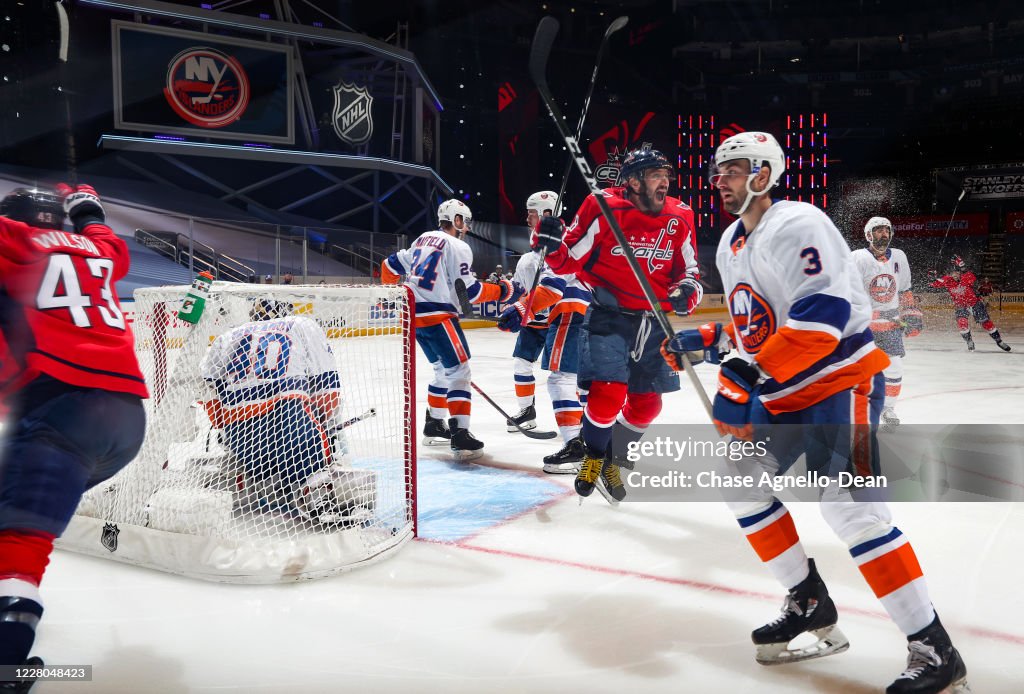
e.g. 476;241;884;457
250;298;293;321
0;187;65;230
618;148;673;184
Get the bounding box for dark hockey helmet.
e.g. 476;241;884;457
617;148;673;184
0;187;65;230
250;298;294;321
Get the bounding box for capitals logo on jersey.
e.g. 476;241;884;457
868;273;898;304
729;283;776;353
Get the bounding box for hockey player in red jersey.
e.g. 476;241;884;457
929;255;1010;352
535;147;701;504
663;131;968;693
0;185;147;674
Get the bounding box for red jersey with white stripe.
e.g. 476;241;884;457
546;187;698;311
715;200;888;414
0;217;148;398
929;271;980;308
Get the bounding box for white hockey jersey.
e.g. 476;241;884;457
850;247;912;314
512;247;590;325
715;200;889;414
200;315;341;424
382;230;500;327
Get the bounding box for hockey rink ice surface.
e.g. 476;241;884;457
36;313;1024;693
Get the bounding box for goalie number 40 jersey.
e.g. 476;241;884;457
715;200;888;414
200;315;341;425
850;247;912;312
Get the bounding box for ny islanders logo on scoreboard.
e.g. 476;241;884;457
332;81;374;146
729;283;775;353
163;47;250;128
869;273;898;303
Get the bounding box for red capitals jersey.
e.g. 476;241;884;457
0;217;148;398
546;187;698;311
930;271;980;309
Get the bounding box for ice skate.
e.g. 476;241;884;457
996;340;1011;352
752;559;850;665
506;404;537;432
886;615;970;694
881;407;900;431
574;450;604;498
449;418;484;462
543;435;584;474
596;460;626;506
962;333;975;351
422;409;451;446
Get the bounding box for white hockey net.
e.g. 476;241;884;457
57;283;416;583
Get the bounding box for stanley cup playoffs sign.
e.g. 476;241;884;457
113;21;294;144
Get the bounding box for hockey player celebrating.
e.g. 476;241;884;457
851;217;923;429
200;299;369;525
662;131;968;693
0;185;147;675
536;147;701;503
929;255;1011;352
381;199;520;461
498;191;591;473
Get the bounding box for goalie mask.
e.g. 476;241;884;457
0;187;65;230
864;216;893;252
250;298;293;321
709;132;786;216
437;199;472;238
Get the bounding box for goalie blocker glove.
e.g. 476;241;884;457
660;322;729;370
668;277;703;316
56;183;105;231
534;215;564;254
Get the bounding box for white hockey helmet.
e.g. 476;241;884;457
437;199;472;226
711;131;785;215
526;190;561;217
863;216;893;242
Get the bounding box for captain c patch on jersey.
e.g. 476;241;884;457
729;283;776;353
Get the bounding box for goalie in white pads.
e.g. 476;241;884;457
663;132;967;693
200;299;370;526
381;199;521;461
851;217;923;429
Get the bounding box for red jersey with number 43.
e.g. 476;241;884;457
546;187;698;311
0;217;148;398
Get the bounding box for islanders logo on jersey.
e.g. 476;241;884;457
869;273;898;303
729;283;776;353
163;47;250;128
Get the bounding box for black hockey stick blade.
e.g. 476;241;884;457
453;278;475;317
470;382;558;440
529;16;560;93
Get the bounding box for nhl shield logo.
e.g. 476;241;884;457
101;522;120;553
331;82;373;146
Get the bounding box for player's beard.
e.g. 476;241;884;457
721;189;746;215
870;236;890;254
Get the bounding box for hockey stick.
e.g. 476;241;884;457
932;189;967;271
55;0;77;183
520;15;629;323
335;407;377;431
470;381;558;440
529;17;713;419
